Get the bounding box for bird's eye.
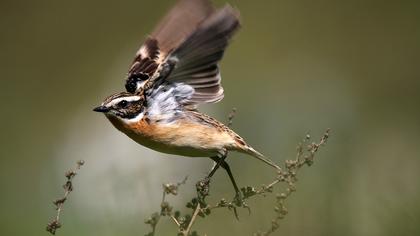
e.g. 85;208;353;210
118;100;128;108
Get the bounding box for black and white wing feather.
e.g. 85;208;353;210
125;0;240;107
125;0;214;93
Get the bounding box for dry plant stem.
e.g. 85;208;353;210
183;204;201;236
194;129;329;235
227;107;237;128
144;177;188;236
170;215;181;227
253;129;330;236
150;191;168;234
46;160;85;235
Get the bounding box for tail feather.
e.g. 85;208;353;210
242;146;281;170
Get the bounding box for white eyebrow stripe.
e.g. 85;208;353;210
108;96;141;106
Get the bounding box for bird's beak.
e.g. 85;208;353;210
93;105;110;113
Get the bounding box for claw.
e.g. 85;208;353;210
231;192;252;218
243;202;251;215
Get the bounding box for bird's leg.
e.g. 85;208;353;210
208;156;224;178
209;156;244;206
196;151;227;203
209;156;239;196
209;155;250;219
207;148;229;178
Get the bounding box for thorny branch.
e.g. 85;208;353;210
144;108;331;236
46;160;85;235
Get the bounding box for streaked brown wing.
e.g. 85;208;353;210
143;4;240;107
126;0;240;107
125;0;214;93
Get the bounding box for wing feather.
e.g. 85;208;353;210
125;0;240;107
125;0;215;93
150;0;214;54
166;5;240;104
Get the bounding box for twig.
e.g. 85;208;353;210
144;176;188;236
183;204;201;236
46;160;85;235
170;215;181;227
253;129;330;236
227;107;237;128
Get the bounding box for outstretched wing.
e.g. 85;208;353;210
125;0;215;93
126;0;240;106
166;6;240;104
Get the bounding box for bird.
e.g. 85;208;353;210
93;0;280;198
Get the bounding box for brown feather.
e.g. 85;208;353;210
151;0;215;54
166;5;240;104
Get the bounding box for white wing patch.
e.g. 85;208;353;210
134;81;147;92
147;82;194;121
136;45;149;58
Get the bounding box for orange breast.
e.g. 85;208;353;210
106;115;236;157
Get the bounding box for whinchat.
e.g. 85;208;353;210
94;0;280;197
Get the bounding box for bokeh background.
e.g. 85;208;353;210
1;0;419;235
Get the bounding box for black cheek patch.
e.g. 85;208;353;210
121;104;145;119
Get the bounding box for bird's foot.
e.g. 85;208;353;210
230;191;251;220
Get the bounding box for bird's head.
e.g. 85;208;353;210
93;92;145;122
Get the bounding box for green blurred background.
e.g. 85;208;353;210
1;0;419;235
